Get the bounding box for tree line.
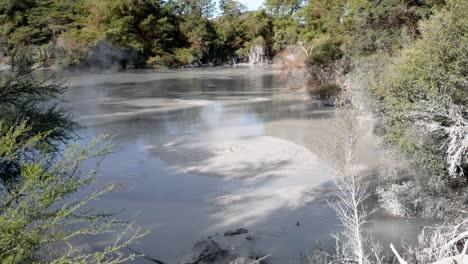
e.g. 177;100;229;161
1;0;271;67
0;0;447;68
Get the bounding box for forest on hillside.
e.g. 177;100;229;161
0;0;456;68
0;0;467;263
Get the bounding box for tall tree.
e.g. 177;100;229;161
169;0;216;18
0;0;87;54
216;0;247;58
265;0;303;50
177;0;217;61
265;0;303;17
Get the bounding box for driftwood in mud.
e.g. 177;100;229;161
391;243;468;264
224;228;248;237
185;234;270;264
187;239;230;264
390;227;468;264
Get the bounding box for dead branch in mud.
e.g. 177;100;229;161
391;212;468;264
251;254;271;264
390;244;409;264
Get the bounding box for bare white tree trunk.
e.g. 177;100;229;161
328;89;376;264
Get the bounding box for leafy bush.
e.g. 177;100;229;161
147;54;178;68
0;122;146;263
272;16;300;50
0;52;75;151
345;28;403;57
377;181;423;217
308;83;342;100
0;54;146;263
360;0;468;188
253;36;266;46
377;181;459;218
235;45;249;58
306;37;344;67
174;48;194;65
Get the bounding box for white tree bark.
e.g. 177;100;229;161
328;90;377;264
412;98;468;179
392;212;468;264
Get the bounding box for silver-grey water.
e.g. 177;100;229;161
64;66;428;264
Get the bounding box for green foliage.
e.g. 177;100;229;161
0;0;453;69
0;52;75;146
1;0;184;67
266;0;304;51
300;0;347;38
387;0;467;104
173;48;194;65
147;53;178;68
0;122;147;263
79;0;180;65
0;0;88;54
360;0;468;186
308;83;342;100
239;10;274;57
243;10;274;42
306;36;344;67
165;0;222;63
172;0;216;18
347;0;444;56
0;55;147;263
179;12;217;62
0;0;276;66
265;0;303;18
215;0;247;60
0;52;76;186
272;16;300;50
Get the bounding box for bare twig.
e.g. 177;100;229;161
390;243;409;264
252;253;272;264
126;247;167;264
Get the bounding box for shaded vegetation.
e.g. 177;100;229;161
0;0;276;68
0;54;147;263
356;0;468;217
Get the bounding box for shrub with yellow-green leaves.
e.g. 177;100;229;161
354;0;468;216
0;121;147;264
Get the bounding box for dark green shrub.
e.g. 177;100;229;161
0;55;147;263
359;0;468;197
174;48;194;65
308;83;342;100
306;37;344;67
147;53;179;68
